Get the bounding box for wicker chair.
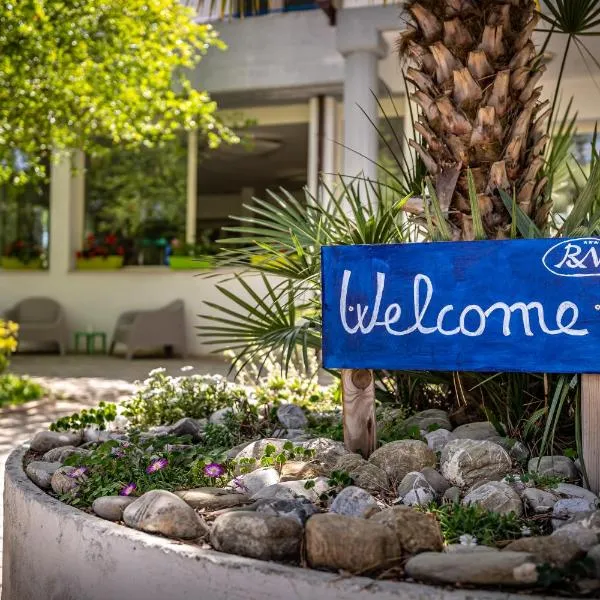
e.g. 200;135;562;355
3;297;69;355
109;299;187;360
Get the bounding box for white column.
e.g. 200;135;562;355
342;49;381;182
70;150;86;251
321;96;337;191
186;130;198;245
49;150;75;273
307;97;320;199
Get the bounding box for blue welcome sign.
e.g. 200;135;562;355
321;238;600;373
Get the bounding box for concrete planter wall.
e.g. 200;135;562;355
3;445;561;600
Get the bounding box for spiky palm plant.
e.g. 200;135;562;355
399;0;552;240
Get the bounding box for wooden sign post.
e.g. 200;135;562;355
322;238;600;489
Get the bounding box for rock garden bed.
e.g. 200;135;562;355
19;368;600;597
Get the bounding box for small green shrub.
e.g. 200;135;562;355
0;373;44;407
62;434;231;507
425;503;540;547
504;472;566;489
122;370;249;428
50;402;117;432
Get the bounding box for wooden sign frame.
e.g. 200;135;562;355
321;238;600;493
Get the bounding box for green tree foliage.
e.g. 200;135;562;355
0;0;234;185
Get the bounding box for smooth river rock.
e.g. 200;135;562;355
424;429;455;452
279;461;324;482
175;487;251;511
41;446;89;463
504;536;583;568
369;505;443;554
403;409;452;432
368;440;436;483
441;439;512;488
51;466;84;495
30;430;82;453
405;551;538;586
333;454;389;493
330;486;379;517
463;481;523;516
233;468;280;496
92;496;136;521
123;490;207;539
522;488;559;514
306;513;401;573
451;421;499;441
528;456;578;480
301;438;352;471
25;461;62;489
255;497;319;525
211;512;302;561
276;404;308;429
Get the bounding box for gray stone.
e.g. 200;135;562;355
463;481;523;516
306;513;402;573
440;439;512;488
368;440;436;483
276;404;307;429
586;545;600;579
211;512;302;561
25;461;62;489
251;477;330;502
504;536;583;568
30;430;82;453
522;488;559;514
175;488;251;511
92;496;136;521
333;454;388;493
209;407;234;426
445;544;499;553
553;498;598;528
401;487;435;507
301;438;352;471
165;417;205;442
330;486;379;517
443;486;461;504
397;471;435;496
235;439;291;462
41;446;89;463
232;468;280;496
369;505;443;554
404;409;452;432
424;429;455;452
279;461;324;482
553;524;599;552
451;421;499;441
123;490;207;539
495;438;529;463
553;483;599;504
82;428;121;443
255;497;320;525
420;467;451;495
528;456;578;481
404;551;538;586
51;466;85;495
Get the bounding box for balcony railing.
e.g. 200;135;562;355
187;0;322;21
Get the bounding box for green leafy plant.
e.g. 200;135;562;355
50;402;117;432
62;434;231;507
121;370;248;428
0;373;44;408
425;503;539;547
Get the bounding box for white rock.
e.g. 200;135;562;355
553;483;599;504
30;430;82;453
276;404;307;429
462;481;523;516
330;486;379;517
231;468;280;496
522;488;559;514
424;429;455;452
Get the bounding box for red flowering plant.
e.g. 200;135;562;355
76;233;124;260
3;240;44;265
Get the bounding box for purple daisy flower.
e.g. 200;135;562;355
68;466;88;478
146;458;168;474
203;462;225;478
119;483;137;496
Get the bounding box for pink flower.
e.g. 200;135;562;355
119;483;137;496
203;462;225;478
68;467;88;478
146;458;168;474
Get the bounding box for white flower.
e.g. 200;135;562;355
180;365;194;372
148;367;166;376
459;534;478;546
520;526;532;537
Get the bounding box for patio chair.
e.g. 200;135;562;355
3;297;68;355
109;299;187;360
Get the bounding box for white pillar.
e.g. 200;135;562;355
186;130;198;245
342;49;381;182
321;96;337;191
307;97;320;199
49;151;75;273
70;150;85;251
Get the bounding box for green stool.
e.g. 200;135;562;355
74;331;107;354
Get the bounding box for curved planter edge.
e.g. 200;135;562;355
3;445;561;600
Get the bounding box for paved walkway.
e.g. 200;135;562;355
0;354;230;590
